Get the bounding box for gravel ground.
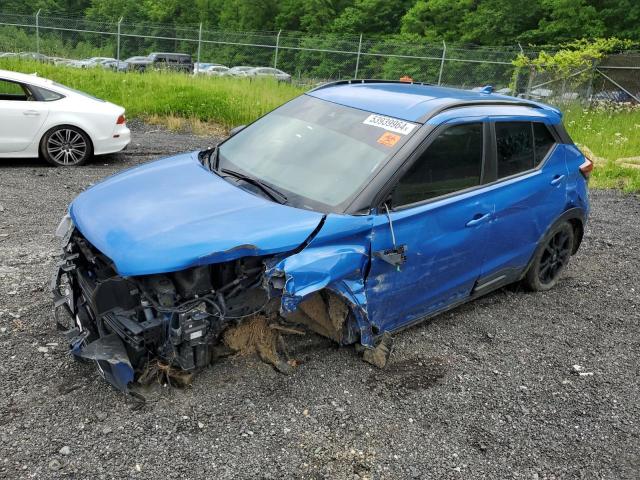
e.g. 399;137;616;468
0;122;639;480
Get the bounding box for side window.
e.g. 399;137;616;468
392;123;484;207
0;79;28;101
533;122;556;163
495;122;534;178
30;85;64;102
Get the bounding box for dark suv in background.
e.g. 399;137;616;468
124;52;193;73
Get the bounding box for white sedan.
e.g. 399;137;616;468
0;69;130;166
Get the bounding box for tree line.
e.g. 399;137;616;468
3;0;639;46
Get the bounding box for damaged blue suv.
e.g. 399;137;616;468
52;80;591;391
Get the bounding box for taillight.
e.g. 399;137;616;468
116;114;126;125
579;158;593;179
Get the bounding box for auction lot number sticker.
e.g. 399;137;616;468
363;114;417;135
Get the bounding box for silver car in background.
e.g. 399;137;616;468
246;67;291;82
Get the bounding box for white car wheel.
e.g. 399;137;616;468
42;126;92;167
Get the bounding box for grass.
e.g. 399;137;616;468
564;102;640;192
0;58;303;128
0;58;638;192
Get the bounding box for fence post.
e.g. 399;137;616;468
353;34;362;78
196;22;202;74
354;33;363;79
35;9;41;57
116;17;123;63
274;30;282;69
585;61;596;103
525;66;535;99
437;40;446;85
512;44;525;94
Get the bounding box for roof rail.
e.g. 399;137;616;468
418;99;555;124
309;78;433;92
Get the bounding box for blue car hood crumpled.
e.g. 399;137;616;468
69;152;324;276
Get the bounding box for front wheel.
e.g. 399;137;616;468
523;222;574;291
41;126;92;166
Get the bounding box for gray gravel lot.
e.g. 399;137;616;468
0;122;639;479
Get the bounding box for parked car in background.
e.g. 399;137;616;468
0;69;130;166
247;67;291;82
147;52;193;73
205;65;230;76
225;66;255;77
51;80;590;392
194;62;223;73
18;52;50;62
124;56;151;72
72;57;116;68
528;87;553;100
591;90;634;103
100;59;128;71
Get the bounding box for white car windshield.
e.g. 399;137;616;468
217;95;418;211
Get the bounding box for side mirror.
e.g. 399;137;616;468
228;125;246;137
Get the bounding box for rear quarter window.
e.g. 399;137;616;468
533;122;556;162
496;122;534;178
495;121;557;179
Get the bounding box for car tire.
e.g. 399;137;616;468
523;221;574;291
41;125;92;167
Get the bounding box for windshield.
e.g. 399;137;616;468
217;95;417;212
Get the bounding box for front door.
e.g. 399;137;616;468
0;78;48;153
365;122;494;332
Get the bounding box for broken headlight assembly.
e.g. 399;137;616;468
51;229;296;392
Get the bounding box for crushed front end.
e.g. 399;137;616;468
51;219;283;392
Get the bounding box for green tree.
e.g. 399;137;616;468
275;0;354;34
331;0;413;35
401;0;475;42
520;0;606;44
218;0;279;31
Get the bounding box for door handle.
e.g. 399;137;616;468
550;174;565;186
23;110;40;116
465;213;491;227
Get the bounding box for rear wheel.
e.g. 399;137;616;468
523;222;574;291
41;126;92;166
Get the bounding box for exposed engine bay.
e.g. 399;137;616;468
51;229;371;393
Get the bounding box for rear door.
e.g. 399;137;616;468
0;78;49;153
365;121;494;331
477;120;568;286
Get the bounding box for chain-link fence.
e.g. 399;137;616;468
0;10;638;104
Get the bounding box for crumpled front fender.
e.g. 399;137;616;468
266;214;377;346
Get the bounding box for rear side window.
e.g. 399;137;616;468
392;123;484;206
30;85;64;101
533;122;556;162
496;122;534;178
495;121;557;179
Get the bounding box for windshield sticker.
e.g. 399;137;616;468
363;114;417;135
377;131;401;147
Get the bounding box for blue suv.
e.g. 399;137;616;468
52;80;591;391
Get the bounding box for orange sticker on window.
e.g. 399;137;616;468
377;131;401;147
